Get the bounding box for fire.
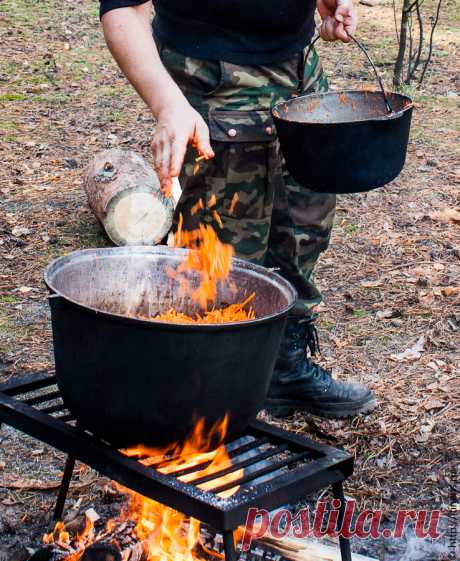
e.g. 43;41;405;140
43;517;95;561
120;415;243;559
158;195;257;323
43;416;243;561
122;415;242;498
174;213;234;309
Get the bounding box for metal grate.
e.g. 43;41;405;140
0;371;354;561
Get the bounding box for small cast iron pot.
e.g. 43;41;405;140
272;36;413;194
44;246;297;447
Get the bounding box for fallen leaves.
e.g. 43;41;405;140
11;226;31;237
423;399;445;411
390;335;426;362
0;475;62;491
429;207;460;223
415;419;435;443
441;286;459;297
376;309;400;320
361;279;383;288
0;474;98;491
16;286;33;294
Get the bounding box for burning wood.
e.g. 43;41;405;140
40;417;243;561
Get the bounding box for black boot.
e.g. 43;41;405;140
265;317;377;418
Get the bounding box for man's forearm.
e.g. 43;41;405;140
101;4;185;116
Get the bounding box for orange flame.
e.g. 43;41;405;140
43;517;95;561
118;416;243;559
44;416;243;561
174;216;234;309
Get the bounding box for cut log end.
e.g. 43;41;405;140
84;150;180;247
105;190;173;246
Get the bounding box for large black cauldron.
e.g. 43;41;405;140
44;247;296;447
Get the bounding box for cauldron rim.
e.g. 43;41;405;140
44;246;297;331
272;90;413;126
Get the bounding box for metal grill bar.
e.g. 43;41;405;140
164;460;213;478
117;437;273;480
24;391;61;406
41;403;67;414
55;413;74;422
228;437;270;458
1;372;56;396
209;450;311;495
190;444;290;486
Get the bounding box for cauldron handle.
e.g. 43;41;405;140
303;34;393;114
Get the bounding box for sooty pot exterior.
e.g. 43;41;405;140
273;91;413;194
46;247;296;447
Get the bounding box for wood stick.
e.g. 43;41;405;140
259;535;378;561
84;149;181;247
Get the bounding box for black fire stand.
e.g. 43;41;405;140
0;372;354;561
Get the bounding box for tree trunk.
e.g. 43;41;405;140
393;0;411;86
84;149;180;246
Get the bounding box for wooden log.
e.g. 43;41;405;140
259;535;378;561
84;149;180;246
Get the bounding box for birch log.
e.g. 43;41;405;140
84;149;181;246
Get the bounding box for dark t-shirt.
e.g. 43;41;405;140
100;0;316;64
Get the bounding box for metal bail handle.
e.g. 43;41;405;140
303;34;393;114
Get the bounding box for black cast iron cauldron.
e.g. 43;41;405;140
272;35;413;194
44;247;297;447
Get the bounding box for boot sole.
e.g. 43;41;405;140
264;397;378;419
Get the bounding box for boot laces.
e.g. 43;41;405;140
304;318;321;357
303;319;332;385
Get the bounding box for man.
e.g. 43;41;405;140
100;0;377;418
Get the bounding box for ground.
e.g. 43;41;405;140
0;0;458;558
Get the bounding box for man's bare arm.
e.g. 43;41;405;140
101;3;214;193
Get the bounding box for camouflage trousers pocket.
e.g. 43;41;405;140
216;214;271;265
203;109;280;222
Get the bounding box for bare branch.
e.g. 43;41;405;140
404;0;418;13
393;0;411;86
392;0;400;45
406;11;414;83
411;0;424;77
419;0;443;85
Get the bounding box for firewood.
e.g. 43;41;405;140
81;544;120;561
27;547;63;561
84;149;181;247
259;535;378;561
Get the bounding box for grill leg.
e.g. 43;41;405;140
332;482;352;561
223;530;237;561
53;455;76;520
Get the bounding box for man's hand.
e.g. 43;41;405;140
101;4;214;195
152;97;214;195
316;0;358;42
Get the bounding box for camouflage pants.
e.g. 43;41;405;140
157;41;336;316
